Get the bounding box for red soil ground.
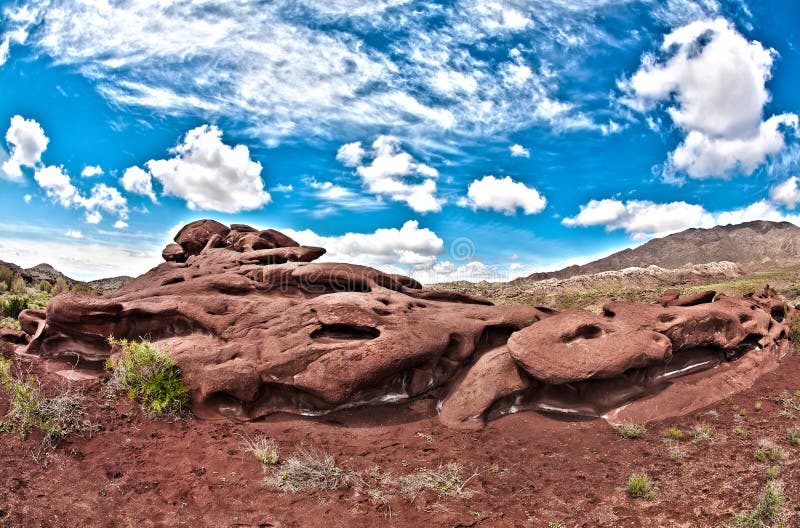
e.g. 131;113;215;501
2;350;799;527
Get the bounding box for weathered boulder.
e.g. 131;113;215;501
507;309;672;384
162;243;187;263
439;346;529;430
175;219;230;256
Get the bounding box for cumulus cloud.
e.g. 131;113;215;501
283;220;444;270
33;164;128;226
64;229;83;239
2;115;49;180
143;125;270;213
563;197;800;238
121;166;157;203
458;175;546;215
509;144;530;157
336;142;366;167
769;176;800;209
622;18;798;178
80;165;103;177
342;136;442;213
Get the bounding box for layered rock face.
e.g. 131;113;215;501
9;220;795;430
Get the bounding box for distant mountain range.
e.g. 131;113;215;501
0;260;132;295
521;220;800;282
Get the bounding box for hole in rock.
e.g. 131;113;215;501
475;325;517;355
161;277;185;286
377;298;390;306
372;308;392;316
658;313;678;323
536;307;558;315
561;324;604;343
739;313;753;323
310;324;380;340
770;305;785;322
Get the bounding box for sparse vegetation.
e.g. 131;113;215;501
755;439;786;464
663;427;683;440
787;427;800;446
692;422;715;441
396;463;476;499
729;480;786;527
105;338;190;419
627;473;657;501
733;426;745;436
0;357;96;451
241;434;280;465
616;423;647;439
266;449;348;493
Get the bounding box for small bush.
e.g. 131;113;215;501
0;266;14;287
242;434;279;466
788;313;800;350
9;276;27;295
766;465;780;481
730;480;785;527
2;295;28;319
692;422;714;441
548;523;566;528
663;427;683;440
105;338;190;419
627;473;657;501
787;427;800;446
755;439;786;464
616;423;647;439
37;280;53;293
51;277;69;296
71;282;95;295
266;449;348;493
0;357;96;451
0;317;21;330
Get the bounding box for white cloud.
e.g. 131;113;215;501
769;176;800;209
7;0;612;147
33;165;129;226
344;135;443;213
23;194;32;203
271;183;294;193
144;125;270;213
458;175;546;215
563;198;714;237
34;165;78;207
0;36;9;67
563;197;800;238
80;165;104;177
509;144;530;157
2;115;49;180
283;220;444;270
336;142;366;167
113;220;129;229
121;166;157;203
64;229;83;239
622;18;798;178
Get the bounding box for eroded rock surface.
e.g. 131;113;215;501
6;219;795;430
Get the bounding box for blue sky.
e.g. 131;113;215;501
1;0;799;282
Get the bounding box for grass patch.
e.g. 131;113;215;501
729;480;785;527
266;449;348;493
0;357;96;451
396;463;477;500
616;423;647;439
691;422;715;441
627;473;657;501
105;338;190;419
787;427;800;447
241;434;279;466
733;426;745;436
663;427;683;440
0;317;20;330
755;439;786;464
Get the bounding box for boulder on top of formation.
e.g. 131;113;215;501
3;219;795;431
507;309;672;384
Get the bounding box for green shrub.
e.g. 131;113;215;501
9;276;27;295
37;280;53;293
105;338;190;418
2;295;28;319
0;266;14;288
71;282;95;295
731;480;785;527
627;473;657;501
51;277;69;295
266;449;348;493
616;423;647;439
788;314;800;350
692;422;715;441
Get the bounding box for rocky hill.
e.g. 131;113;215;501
0;260;131;293
523;220;800;281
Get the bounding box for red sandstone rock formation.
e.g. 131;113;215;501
4;220;795;430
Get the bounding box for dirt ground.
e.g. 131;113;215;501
1;349;799;528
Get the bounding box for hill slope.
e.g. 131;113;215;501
524;220;800;281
